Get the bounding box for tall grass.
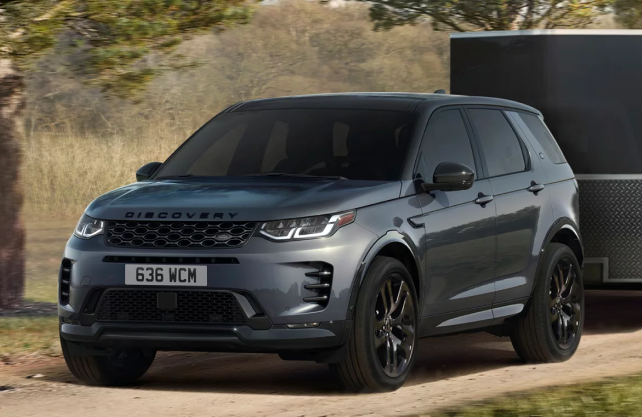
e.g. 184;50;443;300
22;112;212;218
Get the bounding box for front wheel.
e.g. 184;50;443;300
330;256;418;392
61;335;155;386
510;243;584;363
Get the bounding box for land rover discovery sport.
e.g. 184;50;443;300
59;93;584;392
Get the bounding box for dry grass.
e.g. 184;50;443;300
21;121;199;219
23;220;77;303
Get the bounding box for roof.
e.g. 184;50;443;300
227;92;540;115
451;29;642;39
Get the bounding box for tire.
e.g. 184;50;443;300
60;335;156;386
510;243;584;363
330;256;419;392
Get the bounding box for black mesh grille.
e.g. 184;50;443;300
106;221;257;249
95;289;246;324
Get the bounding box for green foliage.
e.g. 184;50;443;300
0;0;254;97
358;0;614;32
614;0;642;28
426;374;642;417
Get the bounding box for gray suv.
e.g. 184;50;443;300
59;93;584;392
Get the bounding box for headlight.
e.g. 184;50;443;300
73;214;105;239
259;211;355;241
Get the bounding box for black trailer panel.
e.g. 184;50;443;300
451;30;642;283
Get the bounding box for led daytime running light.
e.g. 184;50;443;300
73;214;105;239
260;211;354;241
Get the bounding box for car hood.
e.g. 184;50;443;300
86;178;402;221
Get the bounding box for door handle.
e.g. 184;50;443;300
474;193;494;206
528;181;545;195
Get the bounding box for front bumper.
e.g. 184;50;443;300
60;319;351;355
58;222;375;353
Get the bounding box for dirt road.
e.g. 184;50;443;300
2;290;642;417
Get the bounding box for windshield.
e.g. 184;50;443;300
155;108;418;181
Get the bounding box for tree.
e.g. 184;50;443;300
0;0;252;308
358;0;613;32
614;0;642;28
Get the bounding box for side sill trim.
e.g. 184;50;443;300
436;303;524;328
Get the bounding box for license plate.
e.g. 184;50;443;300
125;265;207;286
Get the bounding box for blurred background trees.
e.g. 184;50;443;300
20;1;451;222
614;0;642;28
360;0;614;31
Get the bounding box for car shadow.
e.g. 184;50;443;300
38;289;642;395
584;289;642;335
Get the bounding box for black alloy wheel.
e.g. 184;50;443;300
330;256;418;392
510;243;584;363
549;257;581;350
373;274;416;377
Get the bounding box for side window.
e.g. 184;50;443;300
468;109;526;177
417;109;477;181
518;113;566;164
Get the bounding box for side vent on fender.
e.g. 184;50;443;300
303;262;333;307
59;259;72;305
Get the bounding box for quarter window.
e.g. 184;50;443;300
417;109;476;181
518;113;566;164
468;109;526;177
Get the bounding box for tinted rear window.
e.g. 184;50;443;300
156;109;418;181
518;113;566;164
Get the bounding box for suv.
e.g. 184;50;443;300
59;93;584;392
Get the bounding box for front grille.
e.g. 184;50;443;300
106;221;257;249
95;289;246;324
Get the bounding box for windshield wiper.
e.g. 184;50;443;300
243;173;348;180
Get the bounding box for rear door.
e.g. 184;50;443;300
465;107;554;306
414;107;497;317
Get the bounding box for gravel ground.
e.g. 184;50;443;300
0;302;58;317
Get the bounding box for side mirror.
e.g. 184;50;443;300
421;162;474;192
136;162;162;181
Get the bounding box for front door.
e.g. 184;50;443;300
414;108;497;317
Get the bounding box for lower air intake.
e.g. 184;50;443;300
95;289;246;324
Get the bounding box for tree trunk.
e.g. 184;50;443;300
0;59;26;309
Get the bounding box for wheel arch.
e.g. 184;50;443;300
346;231;423;320
530;218;584;296
543;219;584;267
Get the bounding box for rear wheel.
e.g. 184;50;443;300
61;335;155;386
330;256;418;392
510;243;584;362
